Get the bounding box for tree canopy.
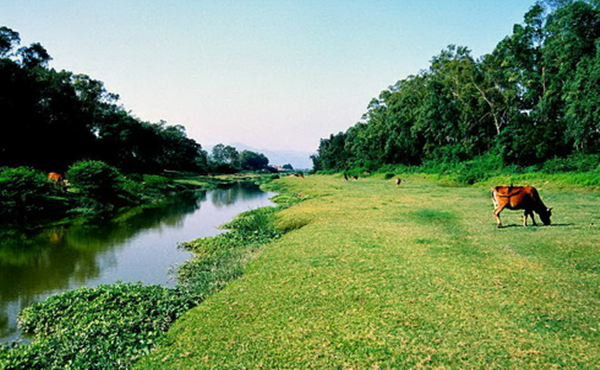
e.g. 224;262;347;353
208;144;270;172
313;1;600;171
0;27;207;173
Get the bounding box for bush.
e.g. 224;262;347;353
453;155;504;185
142;175;172;190
542;154;600;173
222;207;281;242
0;167;65;224
66;161;122;198
1;284;194;370
66;160;139;209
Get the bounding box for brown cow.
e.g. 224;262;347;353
351;175;358;180
47;172;67;191
395;177;402;187
491;186;552;228
47;172;64;185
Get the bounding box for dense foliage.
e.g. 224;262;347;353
0;161;197;226
0;167;67;224
208;144;271;173
0;284;195;370
0;27;206;173
312;1;600;172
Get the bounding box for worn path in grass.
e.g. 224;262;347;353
136;175;600;369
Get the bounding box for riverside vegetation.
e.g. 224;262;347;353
0;161;208;229
134;174;599;369
312;2;600;177
1;172;598;369
0;187;301;369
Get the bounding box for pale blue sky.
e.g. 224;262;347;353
2;1;534;153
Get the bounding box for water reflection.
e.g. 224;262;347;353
0;183;274;342
210;181;267;207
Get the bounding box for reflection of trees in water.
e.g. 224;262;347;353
64;191;206;252
0;191;206;341
0;186;273;341
210;182;265;207
0;240;101;340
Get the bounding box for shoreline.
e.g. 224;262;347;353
0;177;290;369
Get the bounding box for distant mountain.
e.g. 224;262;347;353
204;143;314;170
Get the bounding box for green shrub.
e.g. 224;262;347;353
542;154;600;173
67;161;122;198
222;207;280;241
1;283;194;370
66;161;140;209
142;175;172;190
0;167;65;224
445;155;502;185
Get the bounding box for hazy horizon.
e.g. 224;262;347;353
2;0;533;153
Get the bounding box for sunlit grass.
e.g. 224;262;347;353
136;175;600;369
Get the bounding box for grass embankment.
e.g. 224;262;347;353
136;174;600;369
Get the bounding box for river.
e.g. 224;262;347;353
0;182;275;343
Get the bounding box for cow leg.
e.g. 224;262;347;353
493;206;505;228
529;210;537;226
523;210;537;227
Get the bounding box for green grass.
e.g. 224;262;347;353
135;175;600;369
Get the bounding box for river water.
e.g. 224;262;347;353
0;182;275;343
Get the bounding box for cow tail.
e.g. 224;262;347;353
491;188;498;209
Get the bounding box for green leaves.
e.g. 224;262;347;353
315;1;600;172
5;283;195;370
0;167;67;225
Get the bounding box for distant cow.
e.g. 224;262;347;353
395;177;402;186
491;186;552;228
351;175;358;180
47;172;64;185
47;172;67;191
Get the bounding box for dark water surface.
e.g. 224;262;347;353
0;182;275;343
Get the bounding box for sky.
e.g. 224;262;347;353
1;0;534;154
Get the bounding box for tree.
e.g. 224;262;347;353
0;27;206;173
564;50;600;153
0;26;20;57
239;150;269;171
18;42;52;68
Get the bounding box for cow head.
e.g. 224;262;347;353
540;207;553;225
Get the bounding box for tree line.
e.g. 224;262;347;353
0;27;272;174
208;143;271;173
312;1;600;172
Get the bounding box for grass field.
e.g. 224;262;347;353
135;175;600;369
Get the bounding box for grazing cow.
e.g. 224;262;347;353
47;172;64;185
491;186;552;228
395;177;402;187
351;175;358;180
47;172;67;191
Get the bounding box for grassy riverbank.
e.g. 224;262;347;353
136;174;600;369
